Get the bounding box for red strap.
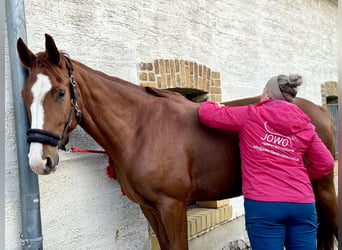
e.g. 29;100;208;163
70;145;106;154
69;145;125;196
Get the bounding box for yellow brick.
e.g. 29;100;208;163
187;211;206;232
187;222;191;237
197;199;230;208
188;217;197;236
210;210;217;226
223;205;233;221
192;209;212;228
210;86;221;94
187;214;202;234
140;82;156;88
228;205;233;218
150;233;160;250
219;207;225;223
212;71;220;79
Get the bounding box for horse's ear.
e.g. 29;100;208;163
17;38;36;68
45;33;61;65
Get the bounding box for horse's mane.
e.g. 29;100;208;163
144;87;182;98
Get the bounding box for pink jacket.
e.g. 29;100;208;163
199;99;334;203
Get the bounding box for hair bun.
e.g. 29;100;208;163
288;74;302;87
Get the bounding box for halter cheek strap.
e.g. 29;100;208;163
60;56;82;140
26;56;82;147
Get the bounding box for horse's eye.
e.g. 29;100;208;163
57;89;66;99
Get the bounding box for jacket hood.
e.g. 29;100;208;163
256;99;311;135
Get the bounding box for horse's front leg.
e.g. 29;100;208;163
140;206;170;249
158;197;188;250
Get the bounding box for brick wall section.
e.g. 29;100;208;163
321;81;338;105
139;59;222;102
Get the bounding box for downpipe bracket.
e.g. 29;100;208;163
20;234;43;248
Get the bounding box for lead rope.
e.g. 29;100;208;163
68;145;125;195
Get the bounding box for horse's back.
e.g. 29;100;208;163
294;97;335;154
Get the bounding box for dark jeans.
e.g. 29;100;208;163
244;198;318;250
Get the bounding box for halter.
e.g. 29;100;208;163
27;56;82;147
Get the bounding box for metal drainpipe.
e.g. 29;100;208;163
6;0;43;249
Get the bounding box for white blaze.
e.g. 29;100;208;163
28;74;52;173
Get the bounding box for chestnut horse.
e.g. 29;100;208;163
17;34;337;250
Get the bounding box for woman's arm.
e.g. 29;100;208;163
304;128;335;180
198;101;249;131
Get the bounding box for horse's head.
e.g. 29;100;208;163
17;34;82;175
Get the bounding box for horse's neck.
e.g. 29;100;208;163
74;62;143;157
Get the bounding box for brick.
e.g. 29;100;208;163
139;62;146;71
140;82;156;88
194;62;198;88
215;209;221;224
175;59;180;72
197;199;230;208
187;217;197;236
187;212;205;232
189;76;194;88
202;66;207;90
223;205;233;221
191;209;212;228
165;60;170;73
219;207;226;223
180;60;186;86
159;60;168;89
170;60;176;86
176;74;181;87
167;74;172;87
157;77;162;88
148;72;155;81
147;63;153;71
211;71;220;79
215;95;222;103
139;72;147;81
154;60;159;74
213;79;221;87
184;63;191;88
187;222;191;237
210;209;217;226
210;86;221;94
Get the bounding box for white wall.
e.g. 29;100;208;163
5;0;337;249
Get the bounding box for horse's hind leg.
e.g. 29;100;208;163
312;172;338;249
140;206;170;250
158;198;188;250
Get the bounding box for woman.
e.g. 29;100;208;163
198;74;334;250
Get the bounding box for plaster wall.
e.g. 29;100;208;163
5;0;337;249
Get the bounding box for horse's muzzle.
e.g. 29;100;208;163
28;142;59;175
43;154;59;174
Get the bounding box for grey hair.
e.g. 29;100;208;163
277;74;302;102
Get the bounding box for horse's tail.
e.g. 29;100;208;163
316;203;336;250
